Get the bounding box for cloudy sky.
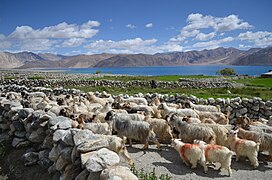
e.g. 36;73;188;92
0;0;271;55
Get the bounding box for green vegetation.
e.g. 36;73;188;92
65;85;271;100
234;77;272;88
95;70;102;74
131;166;172;180
28;76;46;80
3;76;16;80
87;75;214;82
216;68;237;76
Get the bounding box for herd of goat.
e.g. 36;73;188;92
4;90;272;177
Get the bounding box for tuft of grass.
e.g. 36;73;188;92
131;165;172;180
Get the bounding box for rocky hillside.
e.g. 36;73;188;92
0;47;271;69
231;47;272;65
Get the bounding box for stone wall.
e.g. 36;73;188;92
0;97;136;179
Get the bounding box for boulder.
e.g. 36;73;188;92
84;148;120;173
18;108;34;118
100;165;138;180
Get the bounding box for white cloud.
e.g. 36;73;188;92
62;38;85;47
126;24;136;29
85;38;182;54
20;39;57;51
171;13;252;43
239;44;252;49
192;37;234;49
9;20;100;39
145;23;153;28
184;13;252;32
195;32;216;41
0;34;12;49
238;31;272;47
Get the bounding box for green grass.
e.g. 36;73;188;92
28;76;46;80
64;85;272;100
86;75;215;82
234;77;272;88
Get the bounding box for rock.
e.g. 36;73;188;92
207;98;215;104
28;127;46;143
12;121;25;131
22;152;39;166
49;116;73;131
75;169;90;180
77;138;110;153
0;132;11;143
12;137;27;147
38;156;52;169
84;148;120;173
0;123;9;130
266;101;272;107
71;146;80;163
60;147;73;163
18;108;34;118
100;165;138;180
49;144;65;162
62;163;83;180
73;129;98;147
239;107;248;115
81;151;93;166
252;104;260;111
14;131;27;138
55;154;69;171
87;172;101;180
53;129;68;142
53;129;74;146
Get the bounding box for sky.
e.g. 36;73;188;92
0;0;272;55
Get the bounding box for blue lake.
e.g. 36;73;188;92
43;65;272;76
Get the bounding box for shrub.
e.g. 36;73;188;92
95;70;102;74
216;68;237;76
131;165;172;180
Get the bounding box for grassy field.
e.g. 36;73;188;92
85;75;215;82
64;75;272;100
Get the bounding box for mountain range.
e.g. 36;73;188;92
0;47;271;69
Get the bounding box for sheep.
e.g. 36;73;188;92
87;92;109;106
194;140;233;176
237;127;272;161
236;116;272;134
185;101;220;112
182;116;201;124
158;103;199;119
116;95;148;105
226;129;260;168
171;139;207;173
105;111;160;149
194;109;229;125
167;113;216;144
122;103;155;115
144;115;173;143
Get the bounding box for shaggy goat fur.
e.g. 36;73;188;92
171;139;207;173
194;140;233;176
227;129;260;168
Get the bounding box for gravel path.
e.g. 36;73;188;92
127;144;272;180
